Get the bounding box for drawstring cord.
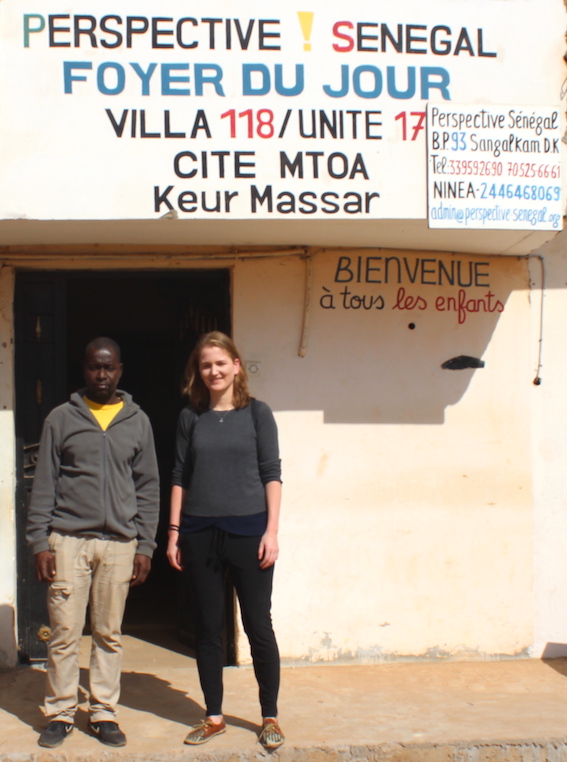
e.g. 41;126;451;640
207;526;227;571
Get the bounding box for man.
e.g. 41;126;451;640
26;337;160;749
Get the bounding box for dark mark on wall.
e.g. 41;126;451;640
441;355;485;370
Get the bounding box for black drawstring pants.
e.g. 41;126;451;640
179;527;280;718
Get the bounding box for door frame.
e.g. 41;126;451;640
14;267;236;664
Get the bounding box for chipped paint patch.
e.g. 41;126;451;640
287;640;531;666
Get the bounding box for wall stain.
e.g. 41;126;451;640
316;452;329;478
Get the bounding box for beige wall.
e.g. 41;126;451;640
0;265;17;666
235;249;534;661
530;232;567;658
0;243;559;666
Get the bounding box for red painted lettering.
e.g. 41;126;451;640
392;287;427;311
332;21;354;52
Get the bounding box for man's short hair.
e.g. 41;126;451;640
84;337;122;362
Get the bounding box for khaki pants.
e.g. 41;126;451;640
45;531;137;723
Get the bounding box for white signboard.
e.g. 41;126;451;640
427;104;563;231
0;0;564;222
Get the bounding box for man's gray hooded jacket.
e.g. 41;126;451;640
26;390;159;557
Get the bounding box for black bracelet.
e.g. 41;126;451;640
169;525;180;532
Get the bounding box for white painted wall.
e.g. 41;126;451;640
234;250;535;661
0;265;17;667
530;231;567;658
0;243;563;667
0;0;564;235
0;0;565;670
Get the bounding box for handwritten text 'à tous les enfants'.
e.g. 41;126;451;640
319;255;504;324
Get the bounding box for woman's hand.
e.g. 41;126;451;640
167;532;183;571
258;531;279;569
168;486;185;571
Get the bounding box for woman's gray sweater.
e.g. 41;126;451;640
172;401;281;517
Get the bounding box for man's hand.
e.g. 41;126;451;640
130;553;151;586
35;550;56;582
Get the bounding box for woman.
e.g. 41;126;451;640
167;331;284;749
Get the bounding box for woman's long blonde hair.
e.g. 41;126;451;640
182;331;251;412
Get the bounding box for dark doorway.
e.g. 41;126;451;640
15;269;233;662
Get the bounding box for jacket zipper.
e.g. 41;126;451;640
102;431;108;535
